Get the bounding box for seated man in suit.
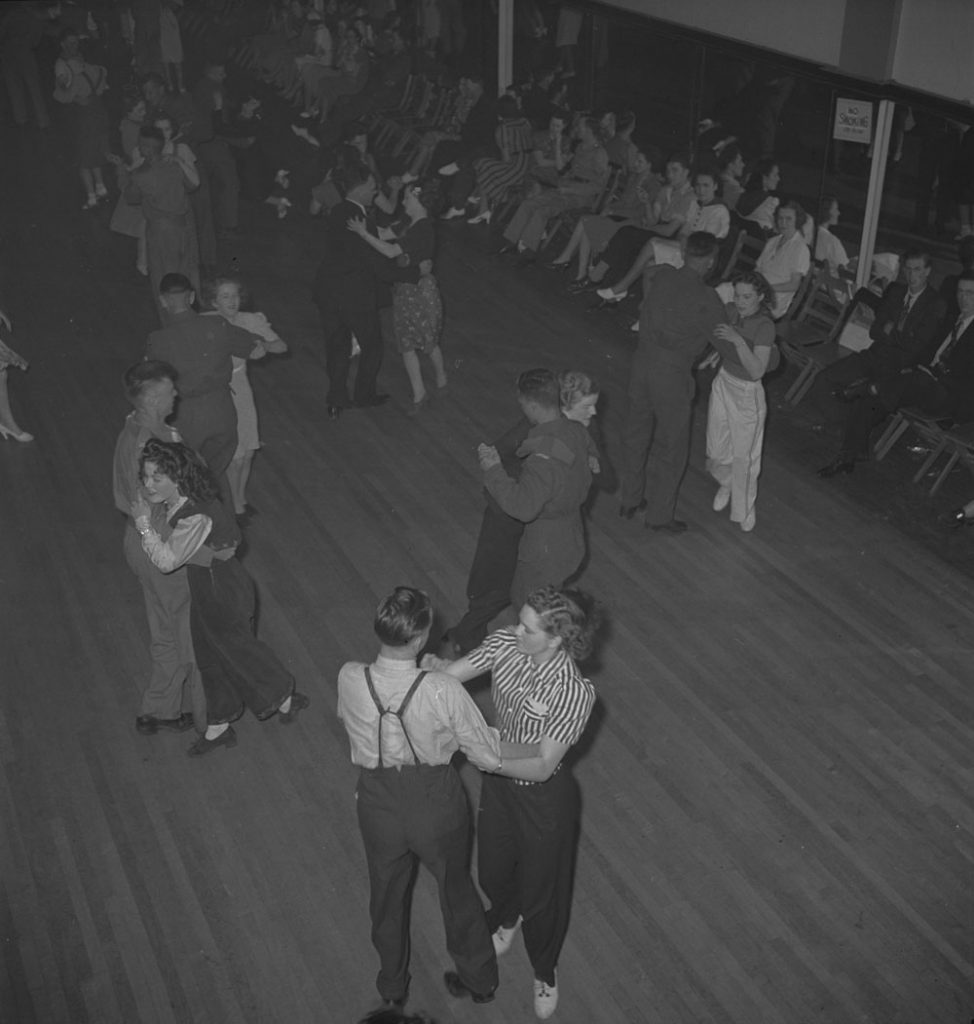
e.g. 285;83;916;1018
820;249;945;400
818;272;974;476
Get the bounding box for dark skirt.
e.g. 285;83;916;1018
73;96;110;169
186;558;294;724
392;274;443;354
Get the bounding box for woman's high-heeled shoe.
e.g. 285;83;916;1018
567;278;594;294
0;424;33;443
467;209;492;225
544;260;571;272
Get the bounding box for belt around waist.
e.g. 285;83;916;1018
359;761;452;774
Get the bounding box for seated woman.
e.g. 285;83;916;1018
577;151;695;289
815;195;851;274
401;73;486;181
596;167;729;302
251;0;314;94
549;146;659;282
133;439;309;756
462;97;537;225
599;109;637;169
498;116;609;256
736;157;781;234
717;144;745;212
304;24;369;124
526;110;571;191
753;200;811;319
294;13;334;116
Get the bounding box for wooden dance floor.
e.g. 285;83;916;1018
1;121;972;1024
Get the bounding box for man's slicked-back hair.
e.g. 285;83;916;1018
123;360;177;403
374;587;433;647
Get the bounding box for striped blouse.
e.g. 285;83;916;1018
467;627;596;785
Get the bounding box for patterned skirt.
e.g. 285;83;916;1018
392;275;443;354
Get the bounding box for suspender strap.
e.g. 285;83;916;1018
363;668;428;768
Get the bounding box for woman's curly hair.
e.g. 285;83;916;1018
526;586;603;661
558;370;599;413
139;439;218;505
729;270;776;317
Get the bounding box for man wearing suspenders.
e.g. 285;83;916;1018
337;586;537;1010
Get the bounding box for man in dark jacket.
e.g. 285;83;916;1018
822;250;946;396
311;161;424;417
819;272;974;476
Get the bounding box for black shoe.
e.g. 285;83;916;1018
618;499;647;520
187;725;237;757
495;243;518;257
544;260;571;272
136;713;194;735
834;378;873;402
444;972;496;1004
278;691;310;724
817;457;856;478
567;278;595;294
650;519;688;534
327;405;343;420
355;394;390;408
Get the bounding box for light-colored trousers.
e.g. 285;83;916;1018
123;524;204;724
705;368;766;524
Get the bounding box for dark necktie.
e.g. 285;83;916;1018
896;294;913;330
934;319;964;369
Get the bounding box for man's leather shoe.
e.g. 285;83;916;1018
327;405;343;420
834;378;874;402
618;499;647;520
650;519;688;534
817;457;855;478
355;394;390;408
444;972;496;1004
136;713;194;735
187;725;237;757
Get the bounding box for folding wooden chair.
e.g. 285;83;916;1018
778;268;853;405
873;408;950;465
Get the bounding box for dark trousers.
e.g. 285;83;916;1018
839;370;951;459
176;392;237;510
197;140;240;231
478;771;579;986
187;558;293;724
621;357;694;525
356;763;498;1003
451;501;523;654
601;226;652;283
315;294;384;406
1;44;49;127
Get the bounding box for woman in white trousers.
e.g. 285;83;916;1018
706;271;777;532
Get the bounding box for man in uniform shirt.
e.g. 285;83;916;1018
338;587;533;1010
478;369;592;611
618;231;726;532
112;359;200;734
145;273;273;508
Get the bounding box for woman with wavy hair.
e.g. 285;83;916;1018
707;270;778;532
427;585;601;1020
132;439;308;755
